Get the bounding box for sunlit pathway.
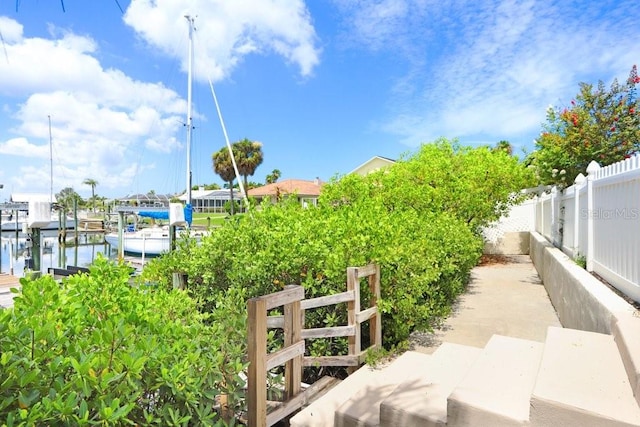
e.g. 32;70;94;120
411;255;561;354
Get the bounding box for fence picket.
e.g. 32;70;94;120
534;155;640;303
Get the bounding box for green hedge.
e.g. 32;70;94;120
142;191;482;349
0;257;246;425
142;139;532;349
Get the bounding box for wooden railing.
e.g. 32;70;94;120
247;264;382;427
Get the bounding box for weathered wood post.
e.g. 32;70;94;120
284;291;302;400
247;297;268;427
346;267;361;374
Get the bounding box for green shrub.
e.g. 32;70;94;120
142;197;482;350
140;139;526;364
0;257;246;425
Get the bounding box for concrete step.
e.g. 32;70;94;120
290;351;430;427
334;351;432;427
530;326;640;427
613;315;640;407
379;342;481;427
446;335;544;426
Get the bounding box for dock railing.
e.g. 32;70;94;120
247;264;382;427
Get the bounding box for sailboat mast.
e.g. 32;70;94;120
185;15;195;206
48;115;53;204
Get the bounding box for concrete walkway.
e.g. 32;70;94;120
411;255;561;354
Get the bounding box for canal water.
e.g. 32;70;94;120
0;229;118;277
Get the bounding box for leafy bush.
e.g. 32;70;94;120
141;139;529;358
0;257;246;425
321;139;535;231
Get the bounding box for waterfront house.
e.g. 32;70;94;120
248;178;323;207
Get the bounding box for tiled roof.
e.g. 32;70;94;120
248;179;323;197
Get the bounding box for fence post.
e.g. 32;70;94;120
346;267;361;373
284;295;302;400
247;298;267;427
573;173;586;256
537;194;543;235
585;161;601;272
368;264;382;349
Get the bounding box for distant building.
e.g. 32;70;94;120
350;156;396;176
113;193;173;208
178;188;244;213
248;178;323;207
10;193;57;203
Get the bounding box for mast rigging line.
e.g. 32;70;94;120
207;78;249;208
187;16;248;209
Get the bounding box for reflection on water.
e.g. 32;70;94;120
1;230;118;277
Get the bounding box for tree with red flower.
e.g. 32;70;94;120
528;65;640;186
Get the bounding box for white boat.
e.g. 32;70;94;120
0;211;75;232
104;226;206;256
104;226;170;256
106;17;208;257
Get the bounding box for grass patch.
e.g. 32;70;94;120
191;212;244;228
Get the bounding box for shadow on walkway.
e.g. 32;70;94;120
410;255;561;354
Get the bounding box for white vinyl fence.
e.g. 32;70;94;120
534;156;640;303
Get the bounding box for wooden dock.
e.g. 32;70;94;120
0;273;20;289
0;273;20;308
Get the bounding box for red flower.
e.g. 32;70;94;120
631;107;636;114
611;126;616;131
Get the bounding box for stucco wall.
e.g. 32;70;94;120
483;231;530;255
483;199;535;255
529;231;636;334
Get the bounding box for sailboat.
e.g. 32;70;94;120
105;16;202;256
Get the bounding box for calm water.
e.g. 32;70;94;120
1;230;119;277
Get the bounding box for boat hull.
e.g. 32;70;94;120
105;228;205;256
105;230;170;256
0;219;75;232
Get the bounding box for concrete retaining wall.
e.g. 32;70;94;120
529;231;636;334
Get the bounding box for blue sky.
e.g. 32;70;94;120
0;0;638;200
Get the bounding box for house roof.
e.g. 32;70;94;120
116;193;173;203
248;179;323;197
349;156;396;175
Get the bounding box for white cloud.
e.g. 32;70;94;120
0;0;321;196
0;16;23;43
123;0;321;81
0;16;189;195
336;0;640;149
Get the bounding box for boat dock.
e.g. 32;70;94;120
0;273;20;308
0;273;20;289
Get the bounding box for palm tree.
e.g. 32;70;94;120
83;178;99;213
266;169;281;184
234;139;264;190
493;140;513;156
56;187;82;213
212;147;237;215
